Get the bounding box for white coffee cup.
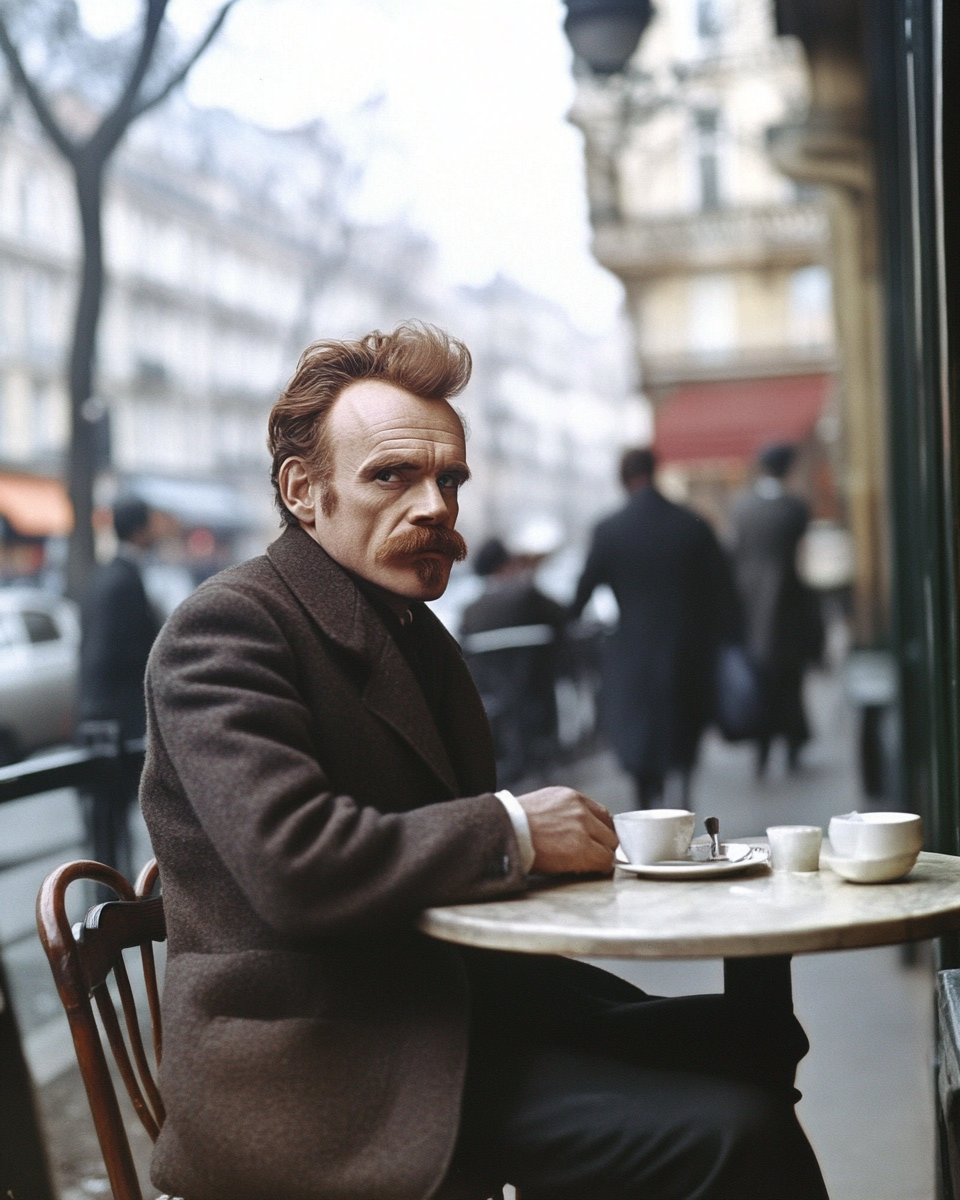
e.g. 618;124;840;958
827;812;923;860
614;809;696;865
766;825;822;873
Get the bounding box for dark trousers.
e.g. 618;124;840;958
631;769;691;810
452;951;828;1200
756;664;810;774
79;758;140;883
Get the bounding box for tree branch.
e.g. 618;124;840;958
130;0;237;120
0;12;75;161
89;0;169;159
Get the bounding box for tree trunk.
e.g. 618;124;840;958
65;156;104;602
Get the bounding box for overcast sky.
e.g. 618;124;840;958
77;0;625;334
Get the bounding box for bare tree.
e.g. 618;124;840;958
0;0;236;598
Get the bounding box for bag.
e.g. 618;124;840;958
714;643;762;741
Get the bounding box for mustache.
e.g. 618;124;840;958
375;525;468;566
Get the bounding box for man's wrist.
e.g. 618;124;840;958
495;789;535;874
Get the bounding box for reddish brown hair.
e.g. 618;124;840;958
268;322;472;526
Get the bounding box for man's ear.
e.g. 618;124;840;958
278;458;317;526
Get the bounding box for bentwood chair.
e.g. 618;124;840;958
36;857;169;1200
37;857;517;1200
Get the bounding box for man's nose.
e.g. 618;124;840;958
408;479;449;522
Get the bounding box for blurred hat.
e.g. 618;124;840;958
472;537;510;577
510;517;565;559
757;443;797;479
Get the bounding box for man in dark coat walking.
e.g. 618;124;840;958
79;496;160;877
572;448;730;808
730;443;820;774
140;327;826;1200
461;532;566;786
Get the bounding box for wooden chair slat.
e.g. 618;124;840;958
112;954;166;1132
135;859;161;900
69;1000;145;1200
93;980;161;1142
141;940;164;1067
134;861;165;1068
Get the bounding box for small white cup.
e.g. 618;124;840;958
766;825;822;873
614;809;696;864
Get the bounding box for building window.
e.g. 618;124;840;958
25;273;54;360
689;274;736;356
695;110;721;210
697;0;723;40
788;266;834;348
31;381;64;457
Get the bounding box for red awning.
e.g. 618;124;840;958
0;473;74;537
654;374;833;465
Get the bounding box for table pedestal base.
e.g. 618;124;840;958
724;954;793;1016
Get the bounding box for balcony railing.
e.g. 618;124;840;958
592;201;830;278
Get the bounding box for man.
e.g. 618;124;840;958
141;325;827;1200
461;526;567;786
79;495;160;878
572;448;731;809
730;443;822;775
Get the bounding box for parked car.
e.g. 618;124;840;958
0;589;79;763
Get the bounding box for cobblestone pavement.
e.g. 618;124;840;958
6;661;934;1200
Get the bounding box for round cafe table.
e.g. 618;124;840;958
419;850;960;1011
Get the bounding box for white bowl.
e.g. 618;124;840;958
614;809;696;865
828;811;923;860
825;848;920;883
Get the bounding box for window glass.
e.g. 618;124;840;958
23;611;60;643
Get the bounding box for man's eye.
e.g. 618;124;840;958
376;469;400;482
438;474;462;491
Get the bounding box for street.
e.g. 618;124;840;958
0;660;935;1200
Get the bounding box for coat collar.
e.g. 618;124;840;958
266;525;460;795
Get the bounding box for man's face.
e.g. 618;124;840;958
281;380;469;600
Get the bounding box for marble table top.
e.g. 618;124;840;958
419;852;960;959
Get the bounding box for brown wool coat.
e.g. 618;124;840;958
140;525;526;1200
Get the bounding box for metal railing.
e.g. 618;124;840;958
0;727;146;1199
0;737;145;809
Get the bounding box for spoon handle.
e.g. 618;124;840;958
705;816;721;860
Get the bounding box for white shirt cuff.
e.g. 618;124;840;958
495;789;536;874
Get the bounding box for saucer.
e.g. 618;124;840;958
823;849;919;883
614;843;770;880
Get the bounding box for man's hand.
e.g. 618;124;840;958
516;787;618;874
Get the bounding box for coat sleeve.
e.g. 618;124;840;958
146;584;526;940
570;529;608;619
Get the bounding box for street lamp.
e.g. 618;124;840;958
562;0;654;75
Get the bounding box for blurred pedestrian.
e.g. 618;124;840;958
78;496;160;878
461;522;566;786
729;443;822;775
572;448;730;808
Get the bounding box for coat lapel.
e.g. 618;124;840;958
422;609;498;797
267;526;459;796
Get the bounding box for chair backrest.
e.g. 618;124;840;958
36;858;165;1200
